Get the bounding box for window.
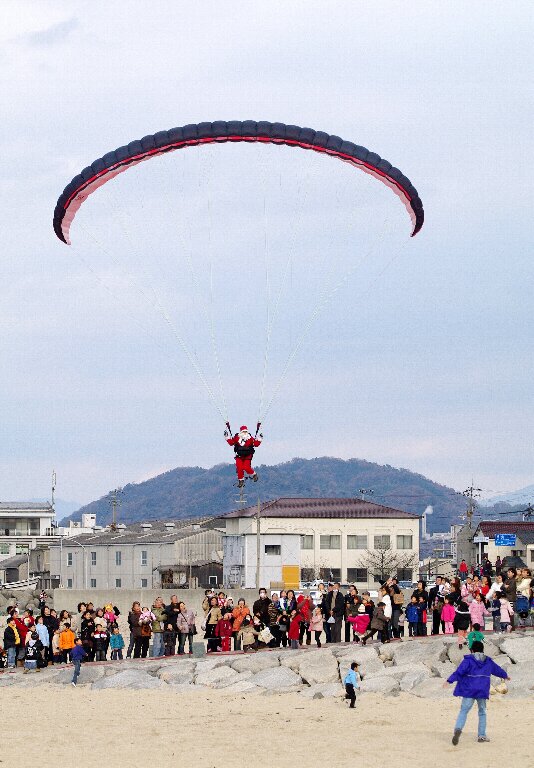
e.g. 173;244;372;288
90;551;97;566
141;578;148;588
530;551;534;563
319;567;341;581
115;551;122;566
141;550;148;566
347;568;368;582
300;567;315;582
374;535;391;549
301;534;314;550
396;535;413;550
264;544;281;556
67;552;73;566
209;575;218;585
0;544;10;555
67;578;73;588
397;568;413;582
347;535;368;550
90;578;96;588
320;535;341;550
115;578;122;588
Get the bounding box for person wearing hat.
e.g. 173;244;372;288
225;425;263;488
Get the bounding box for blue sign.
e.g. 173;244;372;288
495;534;516;547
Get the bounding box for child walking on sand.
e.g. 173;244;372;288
344;662;360;708
445;641;509;745
71;637;88;686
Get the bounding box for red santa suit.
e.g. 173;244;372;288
226;426;262;481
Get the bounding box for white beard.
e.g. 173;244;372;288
238;431;251;445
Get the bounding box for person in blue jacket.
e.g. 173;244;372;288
343;662;360;708
71;637;88;687
444;640;509;745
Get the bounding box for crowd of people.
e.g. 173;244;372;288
1;565;533;673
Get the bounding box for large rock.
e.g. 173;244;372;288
92;669;167;689
500;637;534;664
231;654;280;674
409;677;451;699
250;666;302;690
195;666;240;688
392;639;444;666
157;668;195;685
399;665;431;691
335;645;384;677
279;649;311;671
54;666;106;685
360;676;400;694
194;657;229;675
425;660;456;679
447;644;470;666
297;651;339;685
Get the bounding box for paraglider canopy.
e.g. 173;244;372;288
53;120;424;245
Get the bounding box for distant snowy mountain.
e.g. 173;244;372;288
482;484;534;507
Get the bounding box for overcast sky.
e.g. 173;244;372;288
1;1;533;506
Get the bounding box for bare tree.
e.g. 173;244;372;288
357;544;418;584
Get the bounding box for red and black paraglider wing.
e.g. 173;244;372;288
53;121;424;244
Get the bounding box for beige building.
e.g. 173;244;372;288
223;497;419;587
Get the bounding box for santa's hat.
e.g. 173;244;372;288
239;425;248;431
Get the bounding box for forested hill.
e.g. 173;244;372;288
62;458;466;533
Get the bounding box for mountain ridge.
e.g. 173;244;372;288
61;456;467;533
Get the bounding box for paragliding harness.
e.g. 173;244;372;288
227;422;261;459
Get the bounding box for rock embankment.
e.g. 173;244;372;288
2;633;533;699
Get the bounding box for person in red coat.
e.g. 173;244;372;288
215;613;234;652
287;610;303;649
225;425;262;488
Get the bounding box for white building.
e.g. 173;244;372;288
223;497;420;588
0;502;57;563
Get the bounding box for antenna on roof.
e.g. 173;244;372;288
359;488;374;501
108;488;123;531
51;469;57;510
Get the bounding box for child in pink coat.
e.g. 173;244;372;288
468;593;489;629
441;596;456;634
309;607;324;648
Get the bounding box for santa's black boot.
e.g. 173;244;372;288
252;473;258;482
238;479;245;488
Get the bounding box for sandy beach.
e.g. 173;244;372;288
2;686;532;766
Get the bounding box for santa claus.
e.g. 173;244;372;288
225;425;262;487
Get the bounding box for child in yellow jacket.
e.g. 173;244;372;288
59;624;76;662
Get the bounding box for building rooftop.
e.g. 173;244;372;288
223;497;418;520
50;516;222;546
477;521;534;538
0;502;53;512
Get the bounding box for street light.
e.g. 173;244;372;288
71;540;88;590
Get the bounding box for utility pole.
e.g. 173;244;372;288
359;488;374;501
462;483;482;528
108;488;122;531
256;497;261;590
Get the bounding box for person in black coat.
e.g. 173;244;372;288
323;583;345;643
252;589;272;625
428;577;445;635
